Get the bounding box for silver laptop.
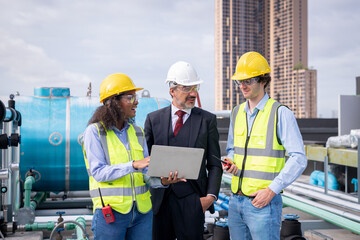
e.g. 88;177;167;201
147;145;205;180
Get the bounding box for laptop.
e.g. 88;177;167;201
147;145;205;180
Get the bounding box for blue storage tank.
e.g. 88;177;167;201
13;87;170;192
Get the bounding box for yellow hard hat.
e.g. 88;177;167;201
99;73;143;103
231;52;271;81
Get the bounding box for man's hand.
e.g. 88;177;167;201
160;171;187;185
132;156;150;169
249;187;276;208
200;195;215;213
223;157;238;176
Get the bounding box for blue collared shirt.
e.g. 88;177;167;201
83;121;163;187
226;93;307;194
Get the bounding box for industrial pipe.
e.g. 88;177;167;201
4;108;17;122
73;217;88;240
285;184;360;212
29;192;47;211
1;119;13;223
23;221;56;231
291;181;358;203
282;194;360;234
283;191;360;223
14;176;38;225
49;219;88;240
215;199;229;211
23;176;35;208
48;191;90;198
11;112;21;212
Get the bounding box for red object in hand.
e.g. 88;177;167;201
102;205;115;223
220;159;232;168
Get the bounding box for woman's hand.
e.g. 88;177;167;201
161;171;187;185
132;156;150;169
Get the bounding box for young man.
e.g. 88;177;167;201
144;61;223;240
224;52;307;240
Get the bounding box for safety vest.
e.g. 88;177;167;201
231;98;286;195
83;122;152;214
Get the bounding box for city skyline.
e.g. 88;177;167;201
215;0;317;118
0;0;359;118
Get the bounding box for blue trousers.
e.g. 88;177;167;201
92;204;153;240
228;194;282;240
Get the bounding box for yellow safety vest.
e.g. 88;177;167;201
83;122;152;214
231;98;286;195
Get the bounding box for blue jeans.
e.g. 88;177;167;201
91;204;153;240
228;194;282;240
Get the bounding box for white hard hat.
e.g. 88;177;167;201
165;61;203;86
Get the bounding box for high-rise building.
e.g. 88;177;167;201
215;0;317;118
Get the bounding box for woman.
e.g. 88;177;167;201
83;73;180;240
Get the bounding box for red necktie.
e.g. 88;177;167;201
174;110;186;136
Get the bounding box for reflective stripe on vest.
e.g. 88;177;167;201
89;185;148;198
231;99;285;195
83;122;151;214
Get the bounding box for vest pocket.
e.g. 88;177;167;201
234;128;246;146
250;157;276;170
249;134;265;147
141;190;151;200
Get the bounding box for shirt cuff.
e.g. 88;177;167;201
268;182;282;195
207;194;217;201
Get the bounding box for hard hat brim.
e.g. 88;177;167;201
165;78;203;86
99;87;144;103
133;87;144;92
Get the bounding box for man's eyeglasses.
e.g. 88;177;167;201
116;94;138;104
234;77;259;87
176;85;200;93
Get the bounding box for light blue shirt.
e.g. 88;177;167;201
226;93;307;194
83;121;163;187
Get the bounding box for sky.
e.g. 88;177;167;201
0;0;359;118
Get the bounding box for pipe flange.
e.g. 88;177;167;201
0;134;8;149
49;132;63;146
10;133;20;146
24;169;41;182
14;207;35;225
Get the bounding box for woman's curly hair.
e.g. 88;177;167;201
88;95;134;132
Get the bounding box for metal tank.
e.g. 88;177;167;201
14;87;170;192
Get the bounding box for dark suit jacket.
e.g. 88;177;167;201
144;106;223;215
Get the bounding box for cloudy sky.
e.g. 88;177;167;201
0;0;359;118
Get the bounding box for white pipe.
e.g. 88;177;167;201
49;191;90;198
12;124;21;212
285;185;360;213
2;121;12;222
283;192;360;223
292;181;358;203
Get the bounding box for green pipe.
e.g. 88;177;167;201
25;221;79;232
25;221;56;231
282;195;360;234
23;176;35;208
29;192;46;210
74;217;87;240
